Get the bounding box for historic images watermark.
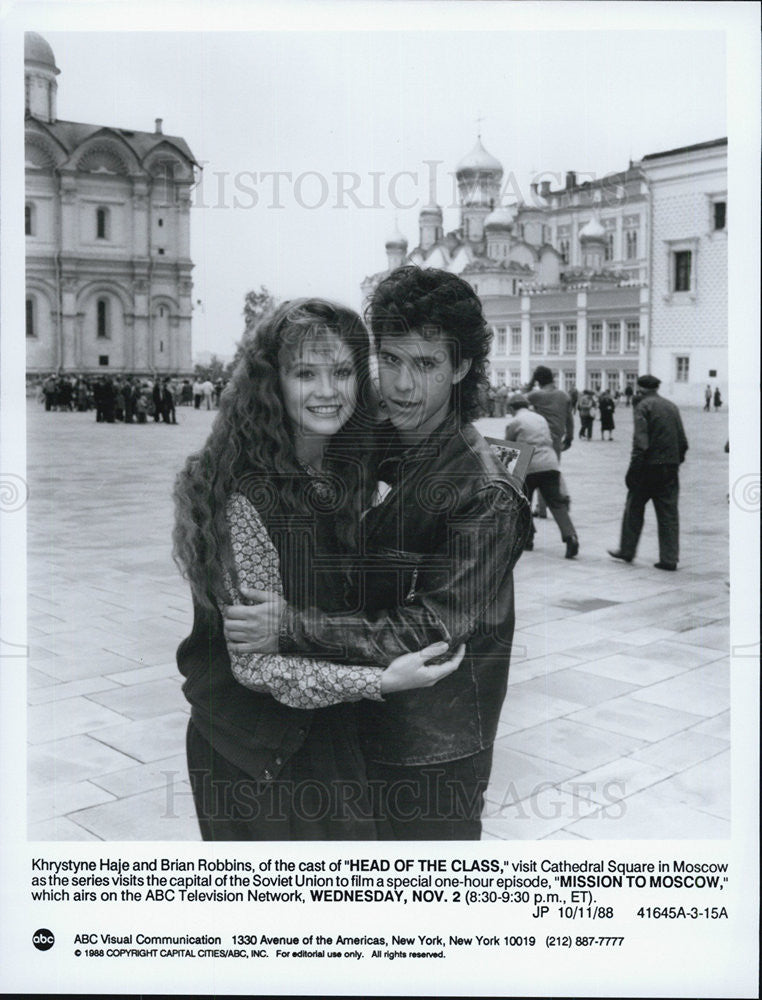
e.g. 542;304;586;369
189;161;623;213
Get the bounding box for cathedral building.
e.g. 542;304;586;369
363;134;727;402
24;32;199;377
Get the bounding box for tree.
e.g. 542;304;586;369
243;285;278;333
226;286;279;375
193;355;226;382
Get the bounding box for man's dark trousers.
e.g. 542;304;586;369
366;747;494;840
619;464;679;565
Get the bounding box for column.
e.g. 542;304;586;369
176;188;192;260
131;179;150;256
58;174;77;250
132;277;150;372
575;290;587;389
520;294;531;385
60;277;78;371
638;285;650;374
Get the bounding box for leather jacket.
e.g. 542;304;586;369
630;393;689;471
280;414;531;766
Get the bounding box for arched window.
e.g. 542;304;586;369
96;207;109;240
96;298;109;339
25;203;35;236
26;297;35;337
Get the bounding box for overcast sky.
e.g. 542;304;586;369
27;16;729;357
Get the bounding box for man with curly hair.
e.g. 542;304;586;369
227;267;530;839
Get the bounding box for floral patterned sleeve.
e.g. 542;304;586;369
222;492;383;708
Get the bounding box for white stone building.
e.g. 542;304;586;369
24;32;199;377
363;135;726;401
641;139;727;406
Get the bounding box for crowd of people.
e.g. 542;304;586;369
479;380;622;441
33;373;230;423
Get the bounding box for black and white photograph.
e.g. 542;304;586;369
1;1;759;996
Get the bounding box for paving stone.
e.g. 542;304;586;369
67;786;202;841
556;756;671;805
89;711;190;764
673;622;729;652
28;650;147;682
690;659;729;688
28;697;133;745
616;639;725;670
28;816;103;841
27;667;60;690
566;695;704;743
509;667;639;707
564;794;730;840
577;652;692;686
630;672;730;717
100;638;179;667
497;688;582;734
689;712;730;740
498;718;647;772
504;653;581;684
485;746;578;808
561;639;644;663
90;754;190;799
629;729;729;772
105;661;179;686
27;675;121;705
87;678;187;720
28;779;116;824
28;733;139;786
482;790;601;841
645;752;730;820
615;627;682;645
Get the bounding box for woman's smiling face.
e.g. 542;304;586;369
279;333;358;440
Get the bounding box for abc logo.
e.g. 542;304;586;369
33;928;55;951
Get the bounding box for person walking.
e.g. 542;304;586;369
192;378;204;409
505;393;578;558
201;378;214;411
151;379;163;422
526;365;574;518
598;389;616;441
577;389;595;439
608;374;688;571
704;384;712;411
162;378;177;424
713;387;723;411
624;383;633;407
496;382;509;418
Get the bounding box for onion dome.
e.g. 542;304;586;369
456;137;503;177
24;32;59;72
484;206;515;231
419;201;443;220
579;216;606;241
384;223;408;251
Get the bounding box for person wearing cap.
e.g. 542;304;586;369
608;374;688;571
505;393;579;559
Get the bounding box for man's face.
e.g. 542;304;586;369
376;331;470;439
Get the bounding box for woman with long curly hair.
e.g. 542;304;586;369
173;298;463;840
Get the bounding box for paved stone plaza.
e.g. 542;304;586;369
24;398;730;841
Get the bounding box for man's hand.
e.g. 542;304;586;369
561;435;572;451
625;465;640;491
223;588;285;653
